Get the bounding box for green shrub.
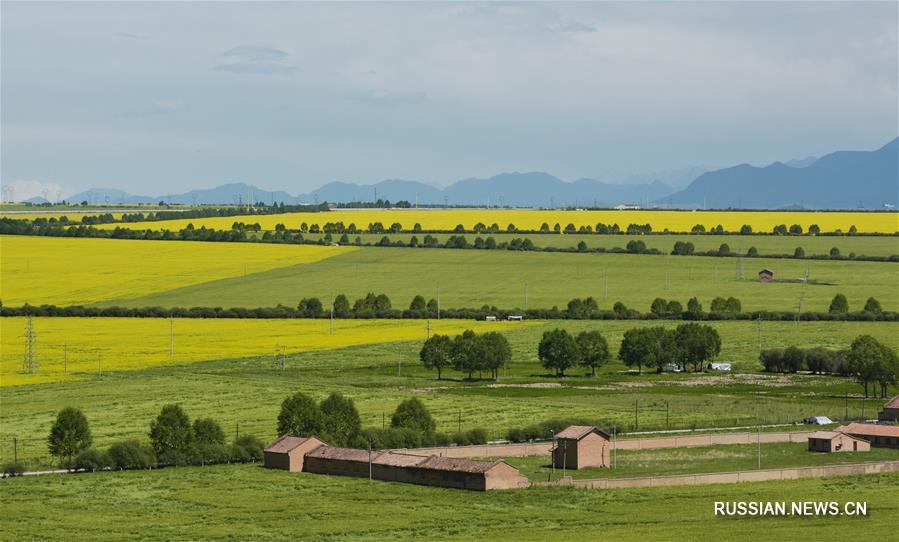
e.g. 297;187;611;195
2;462;26;476
73;448;109;472
107;440;156;470
464;428;489;445
232;435;264;462
451;432;471;446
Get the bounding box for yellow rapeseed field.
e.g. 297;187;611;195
0;235;354;306
94;209;898;234
0;317;529;386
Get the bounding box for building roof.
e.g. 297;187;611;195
554;425;610;440
836;423;899;438
264;435;324;454
808;431;841;440
305;446;376;462
758;269;774;275
372;452;430;467
414;455;508;474
884;396;899;409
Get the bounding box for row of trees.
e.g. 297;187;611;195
42;405;264;472
761;336;898;398
5;218;896;262
420;330;512;380
277;393;489;450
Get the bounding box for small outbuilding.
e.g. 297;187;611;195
263;435;328;472
836;423;899;449
807;431;870;453
758;269;774;282
878;396;899;422
552;425;611;470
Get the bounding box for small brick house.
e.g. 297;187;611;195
758;269;774;282
878;396;899;422
263;435;327;472
836;423;899;449
552;425;611;470
807;431;870;453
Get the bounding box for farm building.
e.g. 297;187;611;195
835;423;899;449
552;425;611;470
263;435;328;472
878;396;899;422
807;431;870;453
758;269;774;282
265;439;529;491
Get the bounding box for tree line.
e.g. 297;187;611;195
3;405;266;476
3;293;894;322
760;335;898;398
276;392;488;450
4;218;897;263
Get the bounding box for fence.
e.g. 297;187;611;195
396;430;816;458
548;460;899;489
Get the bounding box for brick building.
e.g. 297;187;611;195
552;425;611;470
263;435;327;472
878;396;899;422
835;423;899;449
807;431;870;453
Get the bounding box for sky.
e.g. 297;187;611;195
1;1;897;199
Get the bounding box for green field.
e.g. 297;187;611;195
302;232;899;258
494;442;899;480
1;464;896;541
3;319;895;469
107;246;898;312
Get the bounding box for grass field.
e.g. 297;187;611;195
115;246;899;312
1;464;896;541
3;318;894;468
91;209;899;233
301;231;899;258
0;317;527;386
0;235;354;306
495;442;899;481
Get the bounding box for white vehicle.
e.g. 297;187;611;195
804;416;834;425
708;362;732;371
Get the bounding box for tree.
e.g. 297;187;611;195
297;297;324;317
391;397;436;435
420;334;452;380
710;297;727;313
793;247;805;258
276;392;323;437
809;224;820;235
332;294;351;317
576;331;609;377
848;335;895;397
47;407;92;462
782;346;806;373
740;225;752;234
409;295;427;311
538;329;579;377
725;297;742;313
806;348;835;374
829;247;841;258
426;298;439;313
829;294;849;314
650;297;668;316
193;418;225;446
674;323;721;372
479;332;512;380
149;404;194;463
788;224;803;235
451;330;483;380
320;392;361;447
666;300;683;316
747;246;759;257
863;297;882;314
619;327;676;374
686;297;703;319
760;349;784;372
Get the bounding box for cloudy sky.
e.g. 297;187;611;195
2;1;897;198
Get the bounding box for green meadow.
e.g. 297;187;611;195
3;320;895;469
105;246;898;313
1;464;896;541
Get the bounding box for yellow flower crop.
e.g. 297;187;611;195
0;317;531;386
93;209;898;234
0;235;354;306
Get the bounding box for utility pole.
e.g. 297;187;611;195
634;400;639;431
757;314;762;350
437;286;441;320
562;440;567;478
23;316;37;374
427;319;431;339
236;422;239;440
612;426;617;468
757;425;761;470
458;409;462;433
13;437;18;463
844;393;848;420
666;401;670;429
368;438;373;480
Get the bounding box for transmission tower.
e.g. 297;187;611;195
23;316;38;373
